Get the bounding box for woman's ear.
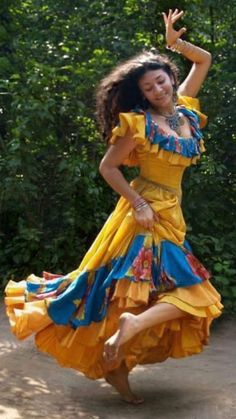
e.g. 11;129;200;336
170;75;175;86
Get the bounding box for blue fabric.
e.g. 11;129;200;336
159;240;202;287
132;106;203;158
47;271;88;325
183;239;193;252
45;234;208;328
47;234;146;327
26;276;66;295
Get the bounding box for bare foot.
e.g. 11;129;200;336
103;313;139;362
105;362;144;405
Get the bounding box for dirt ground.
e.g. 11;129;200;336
0;301;236;419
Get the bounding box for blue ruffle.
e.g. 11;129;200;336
133;106;203;158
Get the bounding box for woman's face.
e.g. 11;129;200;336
138;69;175;111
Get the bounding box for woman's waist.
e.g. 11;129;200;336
139;165;184;190
136;175;181;194
131;175;183;204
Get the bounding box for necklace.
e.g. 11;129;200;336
158;107;184;136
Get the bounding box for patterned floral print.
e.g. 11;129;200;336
132;246;153;282
159;269;177;291
186;253;211;281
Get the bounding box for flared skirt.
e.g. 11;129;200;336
5;177;223;379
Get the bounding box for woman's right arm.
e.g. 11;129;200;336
99;134;157;229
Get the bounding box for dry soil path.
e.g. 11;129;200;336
0;301;236;419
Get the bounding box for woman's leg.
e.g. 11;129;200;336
105;360;144;404
104;302;186;361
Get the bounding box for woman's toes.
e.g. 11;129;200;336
123;396;144;405
103;342;118;362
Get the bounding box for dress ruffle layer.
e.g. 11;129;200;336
5;277;222;379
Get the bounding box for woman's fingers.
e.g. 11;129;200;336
177;27;187;37
133;205;160;229
172;8;179;17
162;12;168;25
154;212;160;222
139;214;160;229
163;9;184;25
172;10;184;24
143;221;154;229
167;8;172;22
162;8;185;46
138;218;153;229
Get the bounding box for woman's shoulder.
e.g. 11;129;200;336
177;95;208;128
109;111;146;147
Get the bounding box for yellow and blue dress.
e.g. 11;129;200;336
5;96;223;379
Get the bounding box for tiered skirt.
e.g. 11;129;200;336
5;177;223;379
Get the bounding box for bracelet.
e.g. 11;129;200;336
134;202;149;212
132;196;144;208
132;196;149;212
166;38;193;55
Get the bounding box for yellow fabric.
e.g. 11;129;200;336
5;95;223;380
139;157;184;189
177;95;208;128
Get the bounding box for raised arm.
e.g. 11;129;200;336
162;9;212;98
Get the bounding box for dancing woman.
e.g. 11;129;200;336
5;9;223;404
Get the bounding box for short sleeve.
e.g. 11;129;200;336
108;112;146;166
177;95;208;129
109;112;146;146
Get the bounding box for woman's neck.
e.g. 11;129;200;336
149;103;176;116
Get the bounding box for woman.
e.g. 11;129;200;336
5;9;223;405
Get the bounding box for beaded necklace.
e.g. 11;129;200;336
159;107;184;136
150;106;184;136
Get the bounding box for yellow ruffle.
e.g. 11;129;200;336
37;279;222;378
109;112;145;167
5;280;52;340
110;112;146;147
177;95;208;128
5;277;223;379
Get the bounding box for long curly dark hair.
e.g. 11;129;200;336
96;50;179;142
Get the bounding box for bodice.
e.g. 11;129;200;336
109;96;207;191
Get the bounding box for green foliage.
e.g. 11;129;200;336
180;0;236;312
0;0;235;312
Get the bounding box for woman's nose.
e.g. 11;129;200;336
153;83;163;94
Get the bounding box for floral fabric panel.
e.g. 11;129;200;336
25;234;210;329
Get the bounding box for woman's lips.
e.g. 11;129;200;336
155;94;167;101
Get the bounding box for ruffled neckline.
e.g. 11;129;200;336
133;105;203;159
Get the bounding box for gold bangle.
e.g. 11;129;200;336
166;39;193;54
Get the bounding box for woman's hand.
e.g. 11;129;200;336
133;205;159;230
162;8;187;47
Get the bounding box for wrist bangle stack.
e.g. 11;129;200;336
132;196;149;212
166;38;193;55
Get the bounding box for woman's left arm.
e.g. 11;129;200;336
163;9;212;98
